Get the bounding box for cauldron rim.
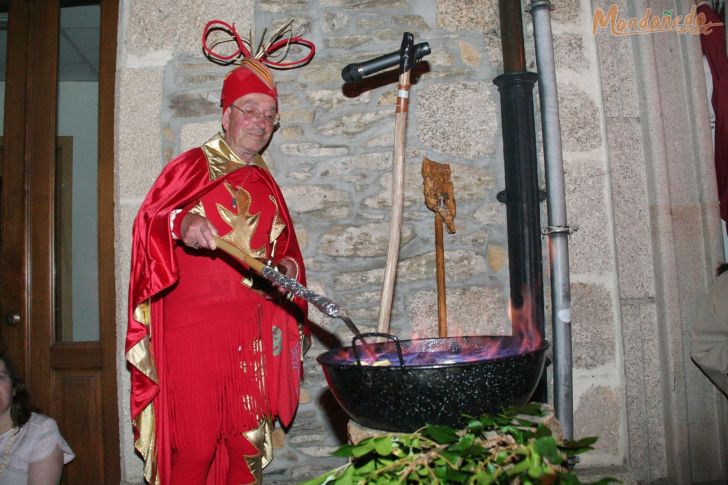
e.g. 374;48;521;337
316;335;550;370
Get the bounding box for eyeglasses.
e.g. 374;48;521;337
229;105;280;126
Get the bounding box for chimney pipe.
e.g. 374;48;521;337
493;0;547;402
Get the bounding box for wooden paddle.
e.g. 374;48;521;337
421;157;456;338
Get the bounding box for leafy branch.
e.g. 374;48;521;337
302;404;620;484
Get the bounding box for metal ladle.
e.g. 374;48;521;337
212;235;367;343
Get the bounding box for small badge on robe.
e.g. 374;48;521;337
272;325;282;356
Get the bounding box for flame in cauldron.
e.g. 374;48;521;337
326;288;544;367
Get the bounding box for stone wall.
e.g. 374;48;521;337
261;2;511;482
115;0;728;483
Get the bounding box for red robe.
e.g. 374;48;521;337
698;3;728;226
125;134;307;484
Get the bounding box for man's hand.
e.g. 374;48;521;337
180;213;218;250
267;257;299;300
275;257;298;280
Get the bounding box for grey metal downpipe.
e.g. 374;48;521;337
527;0;574;441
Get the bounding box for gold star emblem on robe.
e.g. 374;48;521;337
217;182;267;259
268;194;286;244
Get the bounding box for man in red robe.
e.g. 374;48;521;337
125;59;307;485
697;1;728;231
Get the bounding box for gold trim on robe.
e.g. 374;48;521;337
218;183;267;259
126;300;160;484
242;420;274;484
134;405;159;484
129;302;158;383
189;200;206;218
202;133;270;181
268;195;286;245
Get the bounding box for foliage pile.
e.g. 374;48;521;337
302;404;619;484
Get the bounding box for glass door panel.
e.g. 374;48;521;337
55;1;100;342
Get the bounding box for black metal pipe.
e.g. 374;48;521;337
493;72;545;346
494;1;546;402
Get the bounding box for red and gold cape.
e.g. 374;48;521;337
125;134;307;484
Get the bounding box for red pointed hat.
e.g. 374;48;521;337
220;59;278;111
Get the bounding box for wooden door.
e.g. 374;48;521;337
0;1;119;483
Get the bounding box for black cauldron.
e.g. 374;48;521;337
317;333;549;432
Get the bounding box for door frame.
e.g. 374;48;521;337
1;0;30;379
1;0;120;481
98;2;120;479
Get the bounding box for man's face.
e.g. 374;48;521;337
221;92;278;162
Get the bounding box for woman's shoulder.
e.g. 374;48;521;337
19;412;61;444
26;412;59;430
21;412;75;464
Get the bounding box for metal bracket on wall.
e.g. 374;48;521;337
496;189;547;203
541;225;578;235
525;0;555;13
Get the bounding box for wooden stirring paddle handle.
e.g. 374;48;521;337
213;235;369;341
434;211;448;338
213;236;267;273
422;157;457;338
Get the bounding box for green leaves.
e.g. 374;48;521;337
374;437;394;456
424;425;460;444
301;405;619;485
533;435;563;464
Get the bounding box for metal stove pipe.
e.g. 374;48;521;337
528;0;574;441
493;0;546;402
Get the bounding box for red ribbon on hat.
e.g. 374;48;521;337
202;19;315;69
